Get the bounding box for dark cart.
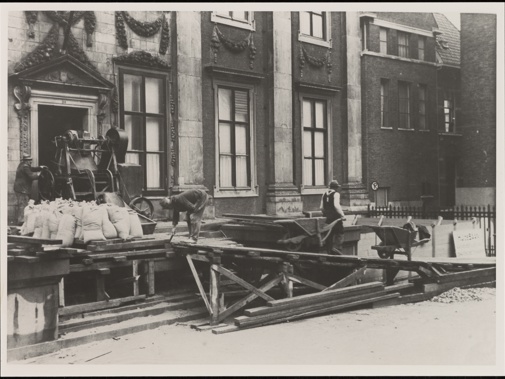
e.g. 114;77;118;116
35;128;154;219
365;224;431;261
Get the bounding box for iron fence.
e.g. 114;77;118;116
367;204;496;257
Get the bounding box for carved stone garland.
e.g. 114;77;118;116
299;44;333;83
211;24;256;69
13;86;32;156
113;50;170;69
25;11;38;39
115;11;170;55
97;93;109;133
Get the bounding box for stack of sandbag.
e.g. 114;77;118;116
19;198;144;246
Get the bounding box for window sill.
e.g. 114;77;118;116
438;132;463;137
299;34;332;48
211;13;255;31
301;186;328;195
361;51;438;67
380;127;393;130
419;129;430;132
398;128;415;132
213;187;259;198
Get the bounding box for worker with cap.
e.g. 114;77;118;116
13;153;41;225
320;179;346;255
160;189;209;243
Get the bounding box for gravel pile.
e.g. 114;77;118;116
429;287;494;303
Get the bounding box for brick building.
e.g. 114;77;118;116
6;11;495;224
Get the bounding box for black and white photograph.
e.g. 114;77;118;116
1;2;503;377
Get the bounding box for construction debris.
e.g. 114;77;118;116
429;287;494;304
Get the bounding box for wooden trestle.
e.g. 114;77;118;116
172;241;496;327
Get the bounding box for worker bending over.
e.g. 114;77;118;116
161;189;209;243
320;180;345;254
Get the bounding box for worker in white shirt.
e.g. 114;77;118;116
320;180;345;254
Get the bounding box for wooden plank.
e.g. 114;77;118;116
268;281;384;307
186;255;212;315
13;255;41;263
237;292;400;328
86;248;169;260
212;325;241;334
8;235;62;245
285;274;326;291
59;278;65;308
436;267;496;284
87;239;170;252
132;260;139;296
214;266;274;302
216;274;284;323
384;282;414;293
59;295;147;317
147;260;155;296
322;267;367;291
210;264;221;325
192;323;229;331
187;254;210;263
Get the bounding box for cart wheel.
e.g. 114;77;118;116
130;196;154;219
37;167;55;201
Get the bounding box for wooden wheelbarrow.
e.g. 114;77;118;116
274;217;345;252
365;224;431;261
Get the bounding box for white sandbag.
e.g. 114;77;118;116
82;206;106;243
48;210;63;239
99;204;117;239
72;206;84;240
128;210;144;238
41;216;51;239
56;214;76;247
107;206;131;240
20;200;37;235
32;211;44;239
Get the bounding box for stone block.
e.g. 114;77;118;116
177;75;202;122
178;135;204;185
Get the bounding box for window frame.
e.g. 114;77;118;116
379;27;388;54
299;94;333;194
397;31;410;58
418;35;426;61
213;80;258;198
118;66;169;196
298;11;332;48
211;11;255;31
443;91;457;133
398;81;412;130
380;78;391;129
374;187;389;208
418;84;428;131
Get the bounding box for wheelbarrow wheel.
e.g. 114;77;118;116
37;167;55;201
130;196;154;219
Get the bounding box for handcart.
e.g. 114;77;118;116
365;223;431;261
35;127;154;219
275;217;345;253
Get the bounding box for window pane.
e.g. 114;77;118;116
146;117;162;151
303;131;312;156
236;157;248;187
302;100;312;127
145;77;163;114
303;158;313;185
124;74;142;112
218;88;232;121
235;90;248;122
235;125;247;155
232;11;247;20
419;87;426;101
315;101;325;128
146;154;160;189
220;156;232;187
314;132;325;158
219;123;231;154
314;159;325;185
312;14;323;38
126;153;139;164
125;115;143;150
300;12;311;35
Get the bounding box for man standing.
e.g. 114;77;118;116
160;189;209;243
13;153;41;225
320;180;345;254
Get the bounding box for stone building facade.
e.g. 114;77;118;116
6;10;496;224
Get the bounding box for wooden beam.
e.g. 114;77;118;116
216;274;283;323
58;295;147;317
186;255;212;315
87;239;170;252
322;266;367;291
285;274;326;291
210;264;221;325
214;266;274;302
8;235;62;245
132;260;139;296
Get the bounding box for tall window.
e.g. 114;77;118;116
217;86;251;188
380;79;390;128
375;188;389;208
418;84;427;130
302;98;327;186
120;69;166;194
300;11;326;39
379;27;388;54
211;11;255;30
443;92;456;133
216;11;250;22
398;81;411;129
398;31;410;58
418;36;426;60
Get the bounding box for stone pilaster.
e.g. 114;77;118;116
342;12;369;211
266;12;303;216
